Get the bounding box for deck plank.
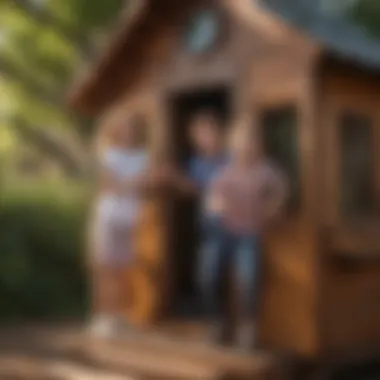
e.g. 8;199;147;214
0;325;284;380
47;361;138;380
83;328;277;379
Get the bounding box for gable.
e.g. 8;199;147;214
157;2;252;92
157;0;317;93
68;0;319;116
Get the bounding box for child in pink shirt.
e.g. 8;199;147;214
207;120;288;350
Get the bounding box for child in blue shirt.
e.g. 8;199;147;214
173;110;228;343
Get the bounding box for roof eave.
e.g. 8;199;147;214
67;0;148;115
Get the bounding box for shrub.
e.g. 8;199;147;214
0;181;92;321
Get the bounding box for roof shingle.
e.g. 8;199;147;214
261;0;380;69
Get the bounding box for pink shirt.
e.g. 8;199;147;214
209;160;287;235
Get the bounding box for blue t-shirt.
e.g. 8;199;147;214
188;154;227;224
188;154;227;191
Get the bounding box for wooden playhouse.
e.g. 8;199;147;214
69;0;380;373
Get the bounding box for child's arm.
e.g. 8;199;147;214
99;166;121;194
120;173;151;194
205;191;226;214
205;171;228;215
119;165;172;195
167;158;200;196
98;151;125;194
124;156;183;196
171;169;198;196
99;164;149;195
98;160;162;196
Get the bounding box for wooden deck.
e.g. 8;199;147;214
0;324;287;379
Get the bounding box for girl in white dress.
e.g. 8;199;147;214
89;110;167;337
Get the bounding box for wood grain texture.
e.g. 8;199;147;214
318;64;380;357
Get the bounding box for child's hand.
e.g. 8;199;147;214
168;169;198;195
170;169;187;186
206;194;225;214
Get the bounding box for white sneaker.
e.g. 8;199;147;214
88;315;118;339
237;323;257;351
205;321;225;345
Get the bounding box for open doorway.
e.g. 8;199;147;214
167;86;232;317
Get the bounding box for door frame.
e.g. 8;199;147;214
153;56;252;324
162;83;236;319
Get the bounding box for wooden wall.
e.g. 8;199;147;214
232;0;322;357
318;66;380;357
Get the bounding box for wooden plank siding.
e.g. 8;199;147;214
318;66;380;357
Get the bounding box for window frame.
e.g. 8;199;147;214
258;104;302;217
337;110;376;218
325;97;380;257
326;101;380;227
180;6;229;58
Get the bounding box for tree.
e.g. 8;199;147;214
351;0;380;36
0;0;126;177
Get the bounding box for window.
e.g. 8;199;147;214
339;112;375;217
183;9;224;54
260;106;301;211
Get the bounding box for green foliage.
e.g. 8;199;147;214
352;0;380;36
0;0;126;176
49;0;126;31
0;0;124;319
0;181;92;320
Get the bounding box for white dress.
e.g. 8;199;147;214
93;147;148;265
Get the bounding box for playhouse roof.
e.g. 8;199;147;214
262;0;380;70
69;0;380;115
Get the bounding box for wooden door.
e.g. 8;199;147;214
257;104;320;356
127;200;166;326
125;97;170;327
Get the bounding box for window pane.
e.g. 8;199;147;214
339;112;375;217
261;106;301;211
185;10;220;53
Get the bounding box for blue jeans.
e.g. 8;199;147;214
197;218;261;320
